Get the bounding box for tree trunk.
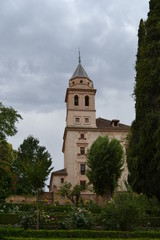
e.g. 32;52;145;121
36;188;39;230
102;188;111;205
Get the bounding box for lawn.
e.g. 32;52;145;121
6;238;160;240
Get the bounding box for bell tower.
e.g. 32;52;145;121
65;54;97;128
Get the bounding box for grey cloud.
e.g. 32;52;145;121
0;0;149;115
1;0;149;175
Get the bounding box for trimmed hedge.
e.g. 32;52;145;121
0;214;19;224
3;203;72;213
1;228;160;238
144;217;160;228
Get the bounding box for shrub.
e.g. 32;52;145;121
101;191;146;231
87;200;102;214
20;210;36;229
0;214;19;224
145;196;160;217
1;228;160;239
39;210;58;229
59;207;93;230
72;207;93;229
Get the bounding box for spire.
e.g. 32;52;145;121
78;49;81;64
70;51;90;80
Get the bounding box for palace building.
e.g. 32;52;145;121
49;57;130;198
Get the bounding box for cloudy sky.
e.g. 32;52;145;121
1;0;149;185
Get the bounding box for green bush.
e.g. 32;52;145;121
59;207;93;230
20;210;36;229
2;203;72;213
86;201;102;214
101;192;146;231
0;203;20;213
1;228;160;238
0;214;19;224
143;216;160;228
145;197;160;217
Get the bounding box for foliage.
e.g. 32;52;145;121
13;136;53;230
86;200;102;214
0;140;17;202
127;0;160;201
13;136;53;195
0;102;21;202
59;207;93;230
20;210;36;230
0;102;22;141
2;228;160;239
59;182;87;206
39;210;58;229
86;136;124;200
0;213;19;225
71;207;93;229
101;191;146;231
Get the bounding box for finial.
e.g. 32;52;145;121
78;48;81;64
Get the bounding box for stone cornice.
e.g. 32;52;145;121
62;126;130;153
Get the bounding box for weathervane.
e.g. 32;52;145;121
78;48;81;64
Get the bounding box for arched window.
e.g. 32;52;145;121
74;95;79;106
85;96;89;106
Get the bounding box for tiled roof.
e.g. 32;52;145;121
96;117;130;129
52;168;68;176
70;63;90;80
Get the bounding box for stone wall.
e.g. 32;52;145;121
6;192;54;204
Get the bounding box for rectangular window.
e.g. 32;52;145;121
80;147;85;155
80;180;86;187
85;117;89;123
80;164;86;175
61;178;64;184
75;117;80;123
80;133;84;139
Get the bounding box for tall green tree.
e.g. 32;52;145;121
13;136;53;229
14;136;53;194
0;102;21;202
0;140;17;202
0;102;22;140
127;0;160;200
86;136;124;202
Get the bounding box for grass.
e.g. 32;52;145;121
6;238;160;240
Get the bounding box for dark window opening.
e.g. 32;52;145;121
74;95;79;106
80;164;86;175
111;119;120;127
80;133;84;139
61;178;64;184
85;96;89;106
75;117;80;123
80;147;85;155
80;80;83;83
80;180;86;187
85;118;89;123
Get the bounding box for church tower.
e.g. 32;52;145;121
62;54;97;186
65;56;96;128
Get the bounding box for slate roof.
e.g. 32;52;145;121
96;117;130;129
70;63;90;80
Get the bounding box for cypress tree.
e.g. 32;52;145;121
127;0;160;200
